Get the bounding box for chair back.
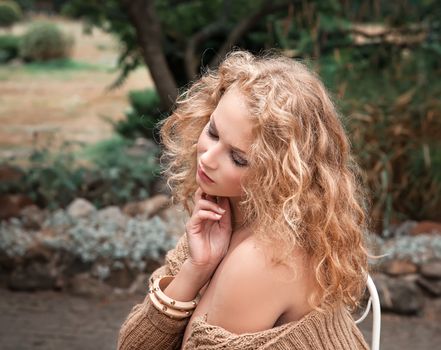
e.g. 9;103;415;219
355;275;381;350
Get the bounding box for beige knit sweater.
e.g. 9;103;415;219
117;233;370;350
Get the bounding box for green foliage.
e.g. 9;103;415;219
13;143;86;209
62;0;138;88
80;136;160;205
20;21;74;62
320;45;441;228
0;34;20;62
54;0;441;230
0;1;22;28
1;137;161;209
23;58;103;72
114;89;164;141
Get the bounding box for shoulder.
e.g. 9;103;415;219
205;237;301;334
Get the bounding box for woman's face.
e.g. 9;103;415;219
196;86;253;198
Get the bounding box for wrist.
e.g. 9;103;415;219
181;259;215;284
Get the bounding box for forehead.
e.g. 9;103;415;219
211;87;253;153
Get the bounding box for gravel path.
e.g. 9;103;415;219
0;288;440;350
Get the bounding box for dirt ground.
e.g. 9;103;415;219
0;288;440;350
0;15;153;159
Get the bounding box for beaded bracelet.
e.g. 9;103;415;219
152;275;202;311
149;291;193;320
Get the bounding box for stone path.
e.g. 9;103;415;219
0;288;440;350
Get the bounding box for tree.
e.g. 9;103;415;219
64;0;440;110
64;0;297;110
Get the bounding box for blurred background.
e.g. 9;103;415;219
0;0;440;349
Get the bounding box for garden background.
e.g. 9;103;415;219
0;0;440;349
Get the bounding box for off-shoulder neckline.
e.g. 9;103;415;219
189;305;346;337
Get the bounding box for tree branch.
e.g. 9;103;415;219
184;20;227;80
120;0;178;110
209;0;295;69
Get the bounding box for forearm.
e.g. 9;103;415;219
117;260;213;350
163;259;213;301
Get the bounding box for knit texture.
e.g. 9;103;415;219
117;233;370;350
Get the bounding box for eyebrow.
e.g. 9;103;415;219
210;115;247;154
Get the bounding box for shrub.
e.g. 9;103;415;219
1;137;161;209
19;21;74;62
80;136;160;206
0;34;20;62
320;46;441;233
114;88;164;141
0;1;22;28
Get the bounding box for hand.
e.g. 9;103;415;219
185;187;233;274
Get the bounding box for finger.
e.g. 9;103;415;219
205;194;217;203
218;197;232;230
189;210;222;229
194;187;204;202
197;199;226;215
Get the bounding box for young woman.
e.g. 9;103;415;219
117;50;371;349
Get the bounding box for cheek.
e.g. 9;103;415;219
224;169;245;191
196;132;207;154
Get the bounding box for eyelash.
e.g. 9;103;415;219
206;126;248;167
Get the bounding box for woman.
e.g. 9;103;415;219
117;50;371;349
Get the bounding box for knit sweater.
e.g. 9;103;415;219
117;233;370;350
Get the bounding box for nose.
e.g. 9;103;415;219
200;143;220;170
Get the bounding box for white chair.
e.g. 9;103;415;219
355;275;381;350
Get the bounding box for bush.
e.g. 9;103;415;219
114;88;164;141
320;46;441;232
0;34;20;63
0;1;22;28
20;21;74;62
80;136;160;206
0;137;161;209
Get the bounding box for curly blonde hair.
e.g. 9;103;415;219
158;50;370;311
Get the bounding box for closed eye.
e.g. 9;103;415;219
206;125;248;167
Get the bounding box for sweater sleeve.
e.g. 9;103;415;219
117;233;191;350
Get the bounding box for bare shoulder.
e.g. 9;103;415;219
237;236;320;320
205;235;314;333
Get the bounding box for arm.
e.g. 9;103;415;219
117;234;212;350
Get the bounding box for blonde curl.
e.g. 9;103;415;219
158;49;371;311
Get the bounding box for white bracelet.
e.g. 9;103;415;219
149;290;193;320
152;275;202;311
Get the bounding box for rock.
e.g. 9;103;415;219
0;194;34;220
67;273;113;298
67;198;96;218
96;206;127;229
373;273;424;315
8;262;56;291
19;205;47;230
104;264;137;289
384;259;418;276
420;260;441;280
411;221;441;236
417;277;441;296
388;220;417;237
127;273;149;295
122;202;138;217
24;241;53;263
123;194;170;218
0;164;23;183
56;251;93;277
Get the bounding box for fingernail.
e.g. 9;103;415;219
218;208;226;213
215;214;222;218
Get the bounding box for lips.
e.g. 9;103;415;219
198;165;215;183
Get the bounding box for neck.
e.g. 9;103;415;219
228;196;247;231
